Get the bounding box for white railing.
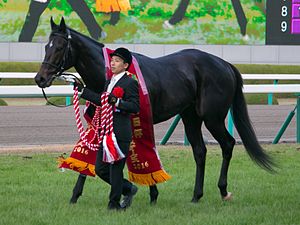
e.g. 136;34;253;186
1;72;300;143
0;72;78;98
0;73;300;97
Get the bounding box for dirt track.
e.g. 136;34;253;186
0;105;297;154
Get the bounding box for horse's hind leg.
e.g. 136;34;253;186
149;185;159;204
205;119;235;200
70;174;87;204
181;107;206;202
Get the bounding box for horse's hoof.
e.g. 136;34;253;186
69;198;78;204
191;193;203;203
150;199;157;205
69;192;82;204
191;197;199;203
150;195;158;205
149;185;159;205
222;192;232;201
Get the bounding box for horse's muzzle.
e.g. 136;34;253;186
35;73;52;88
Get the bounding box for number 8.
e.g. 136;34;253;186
282;6;288;17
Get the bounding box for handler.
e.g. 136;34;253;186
75;47;139;210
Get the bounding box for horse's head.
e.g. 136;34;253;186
35;17;74;88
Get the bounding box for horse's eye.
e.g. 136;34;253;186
56;46;64;51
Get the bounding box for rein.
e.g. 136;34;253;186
41;72;83;108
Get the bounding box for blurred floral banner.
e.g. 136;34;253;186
0;0;266;44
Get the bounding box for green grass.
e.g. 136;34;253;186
235;64;300;74
0;144;299;225
0;98;7;105
0;62;42;72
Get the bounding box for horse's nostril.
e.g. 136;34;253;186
35;74;46;86
40;76;46;83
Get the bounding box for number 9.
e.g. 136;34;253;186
281;21;287;32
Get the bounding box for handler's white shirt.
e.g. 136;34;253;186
107;72;125;93
107;71;126;107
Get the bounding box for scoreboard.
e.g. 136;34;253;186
266;0;300;44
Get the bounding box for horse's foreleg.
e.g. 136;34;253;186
181;109;205;203
205;120;235;200
70;174;87;204
149;185;159;204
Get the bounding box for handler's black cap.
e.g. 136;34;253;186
110;47;132;68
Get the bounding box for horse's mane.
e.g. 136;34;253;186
70;28;105;48
57;27;105;48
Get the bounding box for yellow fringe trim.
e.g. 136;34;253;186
58;156;95;176
128;170;171;186
58;156;171;185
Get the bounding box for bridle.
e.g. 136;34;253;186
41;28;83;107
42;29;72;77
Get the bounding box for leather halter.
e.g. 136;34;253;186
42;29;72;78
41;29;82;107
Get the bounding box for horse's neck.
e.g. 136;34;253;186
71;32;106;92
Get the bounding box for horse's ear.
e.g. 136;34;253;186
59;17;67;32
50;17;57;30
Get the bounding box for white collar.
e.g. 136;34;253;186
111;71;126;82
107;71;126;93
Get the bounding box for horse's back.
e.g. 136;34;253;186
137;48;237;86
134;49;239;122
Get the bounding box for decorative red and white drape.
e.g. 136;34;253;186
73;88;124;163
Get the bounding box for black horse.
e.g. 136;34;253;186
35;18;274;204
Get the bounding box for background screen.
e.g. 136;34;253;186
2;0;297;45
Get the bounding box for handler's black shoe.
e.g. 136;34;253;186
120;185;138;209
107;202;124;211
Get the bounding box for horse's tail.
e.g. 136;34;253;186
230;64;275;172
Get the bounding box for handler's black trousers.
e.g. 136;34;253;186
95;141;133;208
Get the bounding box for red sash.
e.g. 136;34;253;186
58;125;98;176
